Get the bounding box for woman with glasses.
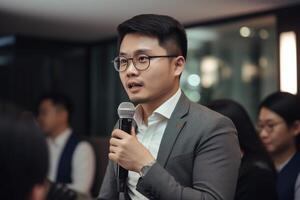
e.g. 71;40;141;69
257;92;300;200
207;99;278;200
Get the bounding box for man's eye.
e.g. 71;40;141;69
119;58;127;64
137;56;148;63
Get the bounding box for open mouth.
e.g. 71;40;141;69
128;82;143;89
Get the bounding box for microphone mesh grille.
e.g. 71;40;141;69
117;102;135;118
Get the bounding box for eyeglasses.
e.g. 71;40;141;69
113;54;178;72
256;121;284;134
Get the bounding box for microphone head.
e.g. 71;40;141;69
118;102;135;118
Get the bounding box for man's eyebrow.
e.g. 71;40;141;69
134;49;152;55
119;49;153;56
119;52;127;56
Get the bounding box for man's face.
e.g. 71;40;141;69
258;107;295;156
119;33;184;107
37;99;59;135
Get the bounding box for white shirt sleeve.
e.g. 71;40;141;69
67;141;96;195
295;172;300;200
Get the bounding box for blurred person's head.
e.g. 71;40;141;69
257;92;300;164
0;103;48;200
115;14;186;107
37;93;72;137
207;99;273;163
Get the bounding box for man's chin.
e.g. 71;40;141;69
129;96;149;104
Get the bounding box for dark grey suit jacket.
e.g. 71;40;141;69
98;93;241;200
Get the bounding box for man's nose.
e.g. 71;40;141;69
126;60;139;77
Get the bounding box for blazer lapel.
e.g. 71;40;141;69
156;93;190;167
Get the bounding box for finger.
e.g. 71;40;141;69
112;129;128;139
110;137;121;146
108;152;117;162
109;145;118;153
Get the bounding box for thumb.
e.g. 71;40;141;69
131;126;137;138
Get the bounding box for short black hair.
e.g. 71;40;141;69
37;93;73;116
259;92;300;126
0;104;48;200
117;14;187;59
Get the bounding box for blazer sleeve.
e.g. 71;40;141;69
136;117;241;200
97;160;119;200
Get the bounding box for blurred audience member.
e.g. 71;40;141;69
37;93;95;195
207;99;278;200
258;92;300;200
46;181;93;200
46;181;76;200
0;102;48;200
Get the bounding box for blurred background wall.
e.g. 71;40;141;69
0;1;299;136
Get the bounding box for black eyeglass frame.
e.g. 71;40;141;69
112;55;179;72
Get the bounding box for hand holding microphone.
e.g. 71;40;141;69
108;102;155;192
109;126;154;171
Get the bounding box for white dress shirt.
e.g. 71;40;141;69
47;128;96;194
127;89;182;200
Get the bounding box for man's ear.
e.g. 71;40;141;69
174;56;185;76
29;183;46;200
291;120;300;136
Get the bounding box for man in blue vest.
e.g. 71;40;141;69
37;93;95;196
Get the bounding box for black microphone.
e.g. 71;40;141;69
117;102;135;193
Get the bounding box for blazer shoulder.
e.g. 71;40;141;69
188;102;235;129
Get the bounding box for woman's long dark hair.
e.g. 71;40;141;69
207;99;275;172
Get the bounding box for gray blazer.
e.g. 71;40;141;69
98;93;241;200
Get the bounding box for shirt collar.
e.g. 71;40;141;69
134;89;181;126
277;152;296;171
48;128;72;148
154;88;181;119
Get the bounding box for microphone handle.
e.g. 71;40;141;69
117;118;133;192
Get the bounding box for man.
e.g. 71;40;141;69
37;94;95;195
99;14;241;200
0;103;48;200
